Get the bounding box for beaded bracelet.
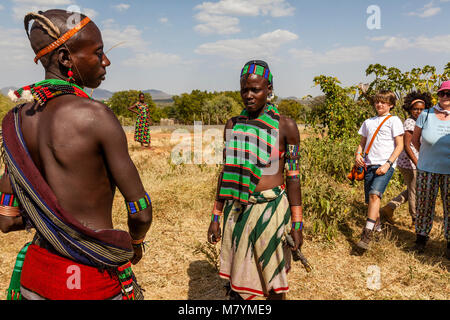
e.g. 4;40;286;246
0;192;19;207
126;193;151;215
211;214;220;223
0;205;21;217
292;221;303;231
131;238;148;253
291;206;303;222
212;201;224;216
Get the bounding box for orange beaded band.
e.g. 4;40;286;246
0;205;21;217
34;17;91;64
212;201;224;216
291;206;303;223
286;170;300;177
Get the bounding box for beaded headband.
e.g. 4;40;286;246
34;16;91;64
241;64;273;84
410;99;425;107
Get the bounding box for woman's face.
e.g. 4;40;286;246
240;74;272;115
139;94;145;103
438;90;450;109
410;102;425;120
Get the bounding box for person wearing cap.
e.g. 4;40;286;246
207;60;303;300
380;92;433;228
411;81;450;259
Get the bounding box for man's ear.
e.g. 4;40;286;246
57;47;72;69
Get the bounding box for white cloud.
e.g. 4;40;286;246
194;0;295;35
82;8;98;19
113;3;130;12
11;1;97;21
123;52;182;68
195;0;295;17
370;34;450;53
195;29;298;59
0;26;33;66
407;1;441;18
12;0;71;4
101;23;183;69
159;17;169;24
290;46;374;68
194;12;240;35
414;35;450;53
0;5;4;11
102;24;149;52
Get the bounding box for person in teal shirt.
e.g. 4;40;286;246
412;80;450;259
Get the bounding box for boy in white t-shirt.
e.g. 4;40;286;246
354;90;405;251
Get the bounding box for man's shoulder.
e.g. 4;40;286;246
279;115;299;139
56;96;114;119
279;115;297;127
50;96;118;134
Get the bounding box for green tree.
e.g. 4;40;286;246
172;90;213;124
365;63;450;104
277;99;305;122
202;94;242;124
311;76;372;139
107;90;159;123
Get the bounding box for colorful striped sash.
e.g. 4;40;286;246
219;104;280;204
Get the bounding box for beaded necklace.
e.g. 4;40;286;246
8;79;91;106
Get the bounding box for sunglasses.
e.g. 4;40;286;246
438;91;450;98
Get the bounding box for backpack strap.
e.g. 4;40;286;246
363;115;392;157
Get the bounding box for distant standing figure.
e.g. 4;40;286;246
380;92;433;228
411;81;450;259
129;93;152;148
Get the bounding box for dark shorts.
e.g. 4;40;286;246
364;165;395;204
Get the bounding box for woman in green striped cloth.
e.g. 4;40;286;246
207;60;304;300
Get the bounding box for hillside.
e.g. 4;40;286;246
1;87;173;103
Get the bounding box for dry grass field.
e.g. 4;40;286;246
0;127;448;300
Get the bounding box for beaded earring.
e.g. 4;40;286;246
67;68;75;83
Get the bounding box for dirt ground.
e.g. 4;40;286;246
0;128;448;300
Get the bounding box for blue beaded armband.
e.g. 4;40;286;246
292;222;303;231
126;193;151;215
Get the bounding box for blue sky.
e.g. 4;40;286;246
0;0;449;98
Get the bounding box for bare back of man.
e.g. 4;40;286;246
20;94;143;230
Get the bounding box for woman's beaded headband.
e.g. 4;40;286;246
410;99;425;107
34;16;91;64
241;64;273;84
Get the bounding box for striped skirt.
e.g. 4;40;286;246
219;185;292;300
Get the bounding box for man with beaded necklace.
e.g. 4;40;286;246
0;9;152;300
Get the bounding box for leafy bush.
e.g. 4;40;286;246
277;99;306;122
301;136;358;183
107;90;165;123
0;94;14;122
